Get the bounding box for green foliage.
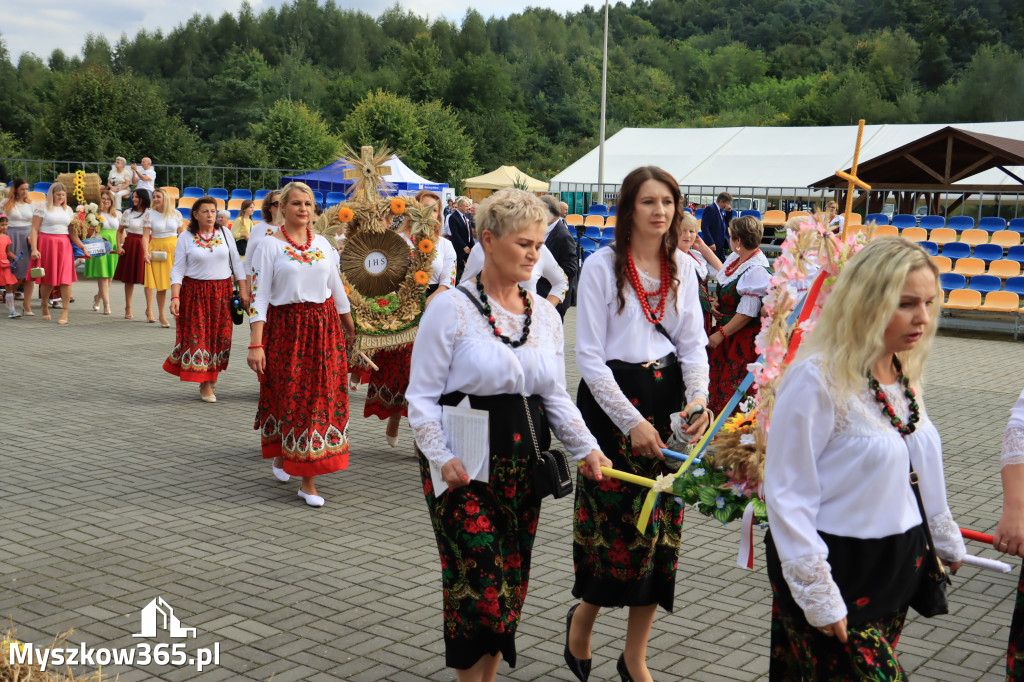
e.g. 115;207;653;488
250;99;340;170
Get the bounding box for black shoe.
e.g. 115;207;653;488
563;603;591;682
617;653;635;682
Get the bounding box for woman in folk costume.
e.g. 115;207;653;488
704;215;771;414
247;182;355;507
995;384;1024;678
675;211;714;336
765;238;965;680
567;166;710;682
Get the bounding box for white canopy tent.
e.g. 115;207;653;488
550;122;1024;191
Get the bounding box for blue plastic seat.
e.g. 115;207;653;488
941;242;971;260
33;182;52;193
312;191;324;205
208;188;229;201
1008;246;1024;264
683;208;693;215
183;187;205;198
740;210;762;220
917;241;938;256
968;274;1001;294
695;208;704;220
587;204;608;217
229;209;239;220
608;206;616;216
918;215;946;230
979;217;1007;233
178;208;191;221
584;226;603;242
230;189;252;201
1009;219;1024;235
939;273;966;292
948;215;975;232
599;236;615;247
974;243;1004;263
254;189;271;201
891;214;917;229
1005;277;1024;297
865;213;890;225
326;192;346;207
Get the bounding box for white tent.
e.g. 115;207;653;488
549;122;1024;191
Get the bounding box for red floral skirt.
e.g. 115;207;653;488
707;318;760;415
256;299;349;477
363;345;412;420
113;233;146;285
162;277;233;383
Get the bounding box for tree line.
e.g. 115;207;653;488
0;0;1022;190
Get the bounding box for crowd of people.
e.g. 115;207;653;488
4;165;1023;682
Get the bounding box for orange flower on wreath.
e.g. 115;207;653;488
418;238;434;255
414;270;429;285
337;206;354;223
344;285;351;295
390;198;406;215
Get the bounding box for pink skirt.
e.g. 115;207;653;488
28;233;77;286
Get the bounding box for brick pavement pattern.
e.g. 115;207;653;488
2;288;1023;681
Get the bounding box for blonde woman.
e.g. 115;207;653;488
143;188;182;327
764;238;965;679
4;178;36;315
81;189;120;315
29;182;89;324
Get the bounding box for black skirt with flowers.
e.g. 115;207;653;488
573;358;686;611
417;392;547;670
1007;560;1024;679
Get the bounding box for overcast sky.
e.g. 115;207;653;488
5;0;594;62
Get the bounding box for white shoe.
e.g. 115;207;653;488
272;464;290;482
8;311;20;319
297;490;324;507
200;394;217;403
386;433;399;448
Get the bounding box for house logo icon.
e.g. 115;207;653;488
133;597;197;638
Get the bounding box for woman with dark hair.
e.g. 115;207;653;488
232;199;255;256
164;197;248;402
567;166;711;682
704;215;771;415
29;182;90;324
113;188;151;319
4;178;36;315
246;190;282;257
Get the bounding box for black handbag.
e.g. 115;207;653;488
907;463;952;618
221;227;245;325
521;395;574;500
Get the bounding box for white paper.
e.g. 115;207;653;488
430;401;490;497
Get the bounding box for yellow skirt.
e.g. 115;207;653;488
144;236;177;291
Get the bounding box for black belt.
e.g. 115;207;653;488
606;352;677;371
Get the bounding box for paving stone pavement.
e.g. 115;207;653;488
2;286;1024;681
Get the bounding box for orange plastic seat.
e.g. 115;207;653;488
177;197;197;209
991;230;1021;249
604;215;617;228
584;215;605;227
978;291;1019;312
989;260;1021;279
564;214;584;227
930;228;956;246
228;198;246;210
952;257;985;277
160;186;180;200
27;191;46;203
960;229;989;247
214;198;226;210
846;213;863;225
873;225;898;239
930;256;952;274
762;210;786;226
787;210;810;221
900;227;927;242
944;289;982;310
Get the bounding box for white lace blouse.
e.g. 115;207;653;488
407;287;600;469
33;204;74;235
1002;387;1024;469
7;201;34;229
122;209;150;236
575;247;710;435
715;251;772;317
765;356;967;628
247;234;350;323
169;230;245;285
148;210;183;240
459;242;569;302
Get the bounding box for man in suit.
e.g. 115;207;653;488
700;191;733;256
538;195;579;319
448;197;475;281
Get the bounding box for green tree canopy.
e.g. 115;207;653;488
250;98;340;170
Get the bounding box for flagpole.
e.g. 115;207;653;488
597;0;608;205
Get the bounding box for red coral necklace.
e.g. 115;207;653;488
282;226;313;251
625;249;670;325
723;250;757;277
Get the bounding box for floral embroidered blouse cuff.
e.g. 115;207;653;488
682;365;711;405
410;420;455;468
929;509;967;563
780;554;848;628
1002;425;1024;469
587;374;647;434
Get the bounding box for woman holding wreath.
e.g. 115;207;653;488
764;238;965;680
568;166;710;682
407;189;609;682
164;196;248;402
247;182;355;507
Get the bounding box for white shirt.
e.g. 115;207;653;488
765;356;966;627
401;233;457;288
7;201;35;229
575;247;710;434
247;234;351;323
134;166;156;192
148;210;183;240
122;209;150;236
459;242;569;302
100;211;119;234
407;287;599;469
246;223;279;268
1002;387;1024;469
170;229;245;285
715;251;772;317
108;167;132;189
33;204;74;235
679;248;709;281
441;213;452;238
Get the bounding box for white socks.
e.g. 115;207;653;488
4;293;14;313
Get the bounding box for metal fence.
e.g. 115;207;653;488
555;182;1024;220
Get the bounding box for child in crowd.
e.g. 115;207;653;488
0;213;21;317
